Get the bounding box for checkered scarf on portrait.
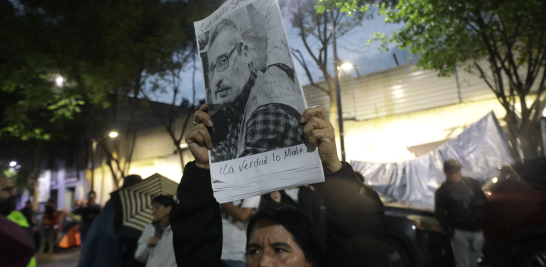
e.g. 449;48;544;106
211;103;303;162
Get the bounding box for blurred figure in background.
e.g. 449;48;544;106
20;200;35;232
77;174;143;267
0;174;36;267
435;159;487;267
37;201;57;260
220;196;260;267
135;195;177;267
0;174;16;217
74;191;102;244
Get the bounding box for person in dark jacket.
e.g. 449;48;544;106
20;200;34;232
170;105;388;267
435;159;487;267
73;191;102;244
77;175;144;267
353;172;385;241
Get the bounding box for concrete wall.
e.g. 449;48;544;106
341;98;507;163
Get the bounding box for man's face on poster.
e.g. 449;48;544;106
208;30;252;105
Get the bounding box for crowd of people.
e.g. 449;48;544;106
169;104;487;267
0;105;488;267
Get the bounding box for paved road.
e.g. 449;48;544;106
37;248;81;267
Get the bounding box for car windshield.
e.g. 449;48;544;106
482;165;523;192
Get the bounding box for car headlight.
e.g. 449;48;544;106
407;215;443;232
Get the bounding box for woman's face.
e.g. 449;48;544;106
246;219;313;267
270;191;281;203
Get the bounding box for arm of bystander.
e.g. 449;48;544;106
434;188;453;236
134;224;154;263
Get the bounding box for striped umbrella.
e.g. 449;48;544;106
111;173;178;239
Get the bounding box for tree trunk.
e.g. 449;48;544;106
519;120;542;158
504;109;542;160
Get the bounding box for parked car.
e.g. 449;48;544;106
482;158;546;267
378;192;456;267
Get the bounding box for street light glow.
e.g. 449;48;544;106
109;131;118;138
341;63;353;71
55;76;65;87
9;161;17;167
492;177;498;183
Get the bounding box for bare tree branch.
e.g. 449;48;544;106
292;48;330;95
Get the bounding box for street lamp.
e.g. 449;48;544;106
331;13;346;162
55;76;65;87
341;63;353;71
91;131;118;191
339;62;360;121
9;161;17;167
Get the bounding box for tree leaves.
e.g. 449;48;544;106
320;0;546;157
0;0;202;141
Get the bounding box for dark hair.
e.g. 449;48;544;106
444;159;462;174
209;19;242;49
88;191;96;197
354;171;365;183
152;195;176;213
45;205;55;220
246;201;326;266
122;174;142;189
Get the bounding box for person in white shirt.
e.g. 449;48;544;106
135;195;177;267
220;196;260;267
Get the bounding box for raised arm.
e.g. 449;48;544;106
134;224;153;263
170;104;225;267
300;106;387;265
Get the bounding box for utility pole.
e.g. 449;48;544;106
331;12;346;162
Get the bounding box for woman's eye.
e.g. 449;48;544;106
248;249;261;255
274;248;286;253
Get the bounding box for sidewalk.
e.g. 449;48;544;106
37;247;81;267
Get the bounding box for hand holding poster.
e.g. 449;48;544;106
194;0;324;203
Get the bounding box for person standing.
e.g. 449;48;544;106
0;174;36;267
37;201;57;260
20;200;35;232
435;159;487;267
74;191;101;244
220;197;260;267
77;175;144;267
135;195;177;267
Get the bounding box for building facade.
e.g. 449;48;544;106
37;62;532;206
302;63;519;163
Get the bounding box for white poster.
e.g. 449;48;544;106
194;0;324;202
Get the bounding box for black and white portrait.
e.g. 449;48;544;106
196;0;306;163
